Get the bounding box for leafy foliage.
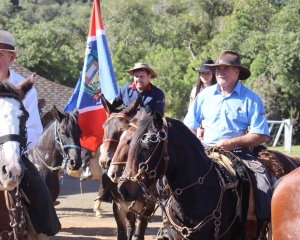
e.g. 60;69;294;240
3;0;300;142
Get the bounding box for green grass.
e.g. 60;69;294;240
267;145;300;157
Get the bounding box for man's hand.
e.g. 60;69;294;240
215;139;235;151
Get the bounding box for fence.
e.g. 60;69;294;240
267;119;292;152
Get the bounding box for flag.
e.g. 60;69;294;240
64;0;118;152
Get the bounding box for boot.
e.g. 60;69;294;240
99;189;112;203
99;171;112;203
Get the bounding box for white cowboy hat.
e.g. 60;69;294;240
0;30;23;54
125;63;157;78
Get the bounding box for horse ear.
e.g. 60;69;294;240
51;105;64;122
152;112;163;130
123;94;142;117
101;94;119;114
16;73;35;100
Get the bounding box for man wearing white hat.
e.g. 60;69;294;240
0;30;61;238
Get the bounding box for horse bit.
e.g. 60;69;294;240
124;125;240;240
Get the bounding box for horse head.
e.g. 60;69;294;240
99;94;141;170
117;112;168;201
0;74;35;190
51;105;82;170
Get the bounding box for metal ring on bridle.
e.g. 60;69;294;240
213;210;222;219
181;227;190;238
158;130;167;140
148;170;157;179
198;177;204;184
175;188;182;195
141;133;159;143
139;162;148;171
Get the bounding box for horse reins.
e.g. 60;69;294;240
102;113;133;144
120;118;241;239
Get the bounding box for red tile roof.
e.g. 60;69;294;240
10;62;75;113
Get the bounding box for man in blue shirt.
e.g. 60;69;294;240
184;50;272;234
111;62;165;116
100;62;165;202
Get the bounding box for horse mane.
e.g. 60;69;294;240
62;111;81;134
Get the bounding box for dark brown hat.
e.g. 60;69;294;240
204;50;251;80
192;59;214;73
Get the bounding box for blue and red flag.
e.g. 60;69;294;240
64;0;118;152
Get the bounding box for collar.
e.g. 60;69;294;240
215;80;241;96
128;82;152;92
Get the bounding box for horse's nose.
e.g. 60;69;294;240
2;160;25;179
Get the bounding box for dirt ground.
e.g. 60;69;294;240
49;175;163;240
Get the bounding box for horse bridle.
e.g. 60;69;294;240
102;113;133;144
54;120;80;185
0;93;28;155
119;119;241;239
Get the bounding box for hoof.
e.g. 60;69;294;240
95;210;104;218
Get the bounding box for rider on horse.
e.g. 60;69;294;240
0;30;61;238
184;50;272;234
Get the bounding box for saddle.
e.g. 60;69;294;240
206;148;257;239
252;145;285;178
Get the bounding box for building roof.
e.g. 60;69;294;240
10;62;75;113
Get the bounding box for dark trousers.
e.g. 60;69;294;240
23;156;61;236
233;150;272;221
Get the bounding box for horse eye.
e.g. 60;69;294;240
127;140;131;145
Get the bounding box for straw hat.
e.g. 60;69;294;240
0;30;23;54
204;50;251;80
125;63;157;78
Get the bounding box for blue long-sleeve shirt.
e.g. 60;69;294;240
111;82;165;116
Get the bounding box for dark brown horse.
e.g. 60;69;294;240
0;75;37;240
271;167;300;239
114;113;270;240
100;94;164;240
27;106;82;203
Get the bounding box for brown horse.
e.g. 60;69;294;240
271;167;300;239
0;75;37;240
252;145;300;179
100;94;165;240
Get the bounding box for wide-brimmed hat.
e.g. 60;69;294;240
192;59;214;73
0;30;23;54
204;50;250;80
125;63;157;78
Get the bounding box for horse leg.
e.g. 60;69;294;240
133;202;156;240
80;148;93;181
125;211;136;240
113;202;128;240
93;180;104;217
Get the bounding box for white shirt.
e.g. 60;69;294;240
8;69;43;152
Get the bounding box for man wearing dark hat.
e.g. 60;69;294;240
184;50;272;236
98;63;165;203
111;62;165;116
0;30;61;239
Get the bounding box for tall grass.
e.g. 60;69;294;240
267;145;300;157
